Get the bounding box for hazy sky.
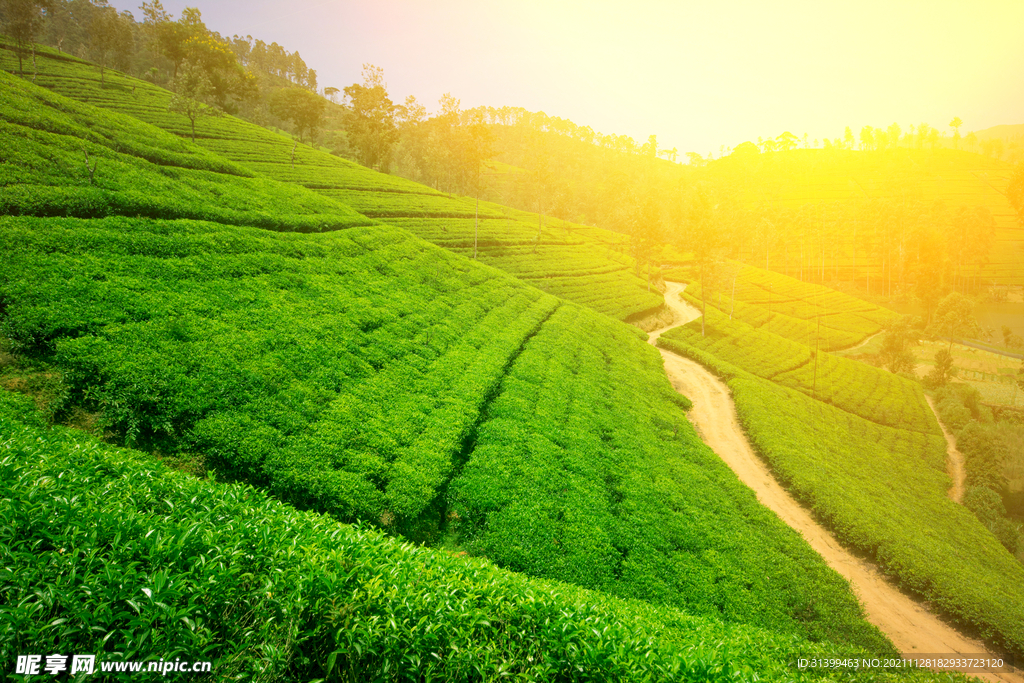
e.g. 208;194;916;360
114;0;1024;158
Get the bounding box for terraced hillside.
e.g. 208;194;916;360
0;72;370;231
0;42;663;323
2;391;962;682
659;269;1024;659
0;66;904;662
685;263;896;351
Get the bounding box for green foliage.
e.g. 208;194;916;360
936;397;972;431
0;44;953;672
167;60;222;142
449;305;891;651
931;292;978;346
343;65;399;172
964;487;1020;555
925;348;956;388
4;403;934;683
0;70;251;176
686;264;892;349
878;316;918;374
934;385;1024;554
0;214;561;535
1;0;48;74
268;86;326;144
0;211;893;649
88;2;134;83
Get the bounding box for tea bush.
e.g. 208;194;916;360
5;400;942;682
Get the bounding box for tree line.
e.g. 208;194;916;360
1;0;327;136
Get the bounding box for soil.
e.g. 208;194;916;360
926;395;967;504
650;282;1022;683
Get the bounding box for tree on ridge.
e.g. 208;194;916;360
344;64;399;172
950;117;963;149
2;0;49;76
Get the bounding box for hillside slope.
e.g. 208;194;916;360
659;270;1024;659
0;66;894;650
701;147;1023;287
3;390;969;682
0;41;663;322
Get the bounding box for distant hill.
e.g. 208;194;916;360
972;123;1024;140
698;146;1024;287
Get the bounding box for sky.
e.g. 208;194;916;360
112;0;1024;158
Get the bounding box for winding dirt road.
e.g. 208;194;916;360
651;282;1020;683
926;395;967;504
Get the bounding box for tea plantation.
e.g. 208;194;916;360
670;294;934;432
0;72;372;232
659;279;1024;659
1;391;965;682
0;59;921;676
685;264;894;350
0;42;664;323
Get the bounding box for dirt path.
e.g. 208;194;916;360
651;282;1020;683
841;330;882;354
926;395;967;504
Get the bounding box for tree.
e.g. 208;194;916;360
843;126;855;149
926;347;956;387
878;315;918;374
269;87;326;144
681;183;727;337
915;233;945;326
180;31;253;110
627;195;662;292
89;2;133;84
950;117;963;149
343;64;398;172
932;292;977;351
41;0;80;56
642;134;657;157
168;61;221;142
914;123;930;149
141;1;197;79
2;0;49;76
886;122;901;149
776;131;798;151
860;126;873;151
945;205;996;292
